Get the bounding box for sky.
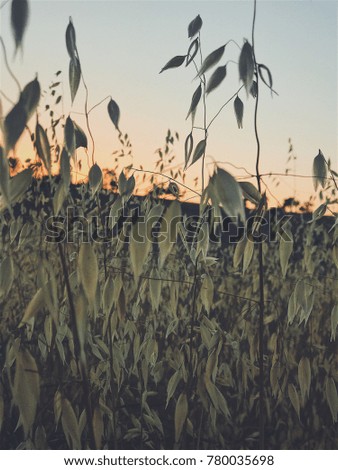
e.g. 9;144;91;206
0;0;337;206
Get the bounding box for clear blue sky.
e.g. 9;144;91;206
1;0;337;205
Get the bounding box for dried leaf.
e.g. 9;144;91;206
239;40;254;95
198;45;225;76
206;65;227;94
234;96;244;129
174;392;188;443
188;14;202;39
160;55;186;73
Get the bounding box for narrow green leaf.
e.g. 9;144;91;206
188;14;202;39
11;0;29;55
107;99;120;132
64;116;76;158
312;150;327;191
198;45;225;76
234;96;244;129
186;84;202;121
4;102;27;152
88;163;102;195
160;55;186;73
186;38;199;66
20;78;40;121
69;56;81;104
74;122;87;149
35;123;51;174
184;132;193;169
239;40;254;95
66;17;77;60
206;65;227;94
190;139;206;167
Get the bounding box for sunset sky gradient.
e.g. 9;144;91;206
1;0;337;206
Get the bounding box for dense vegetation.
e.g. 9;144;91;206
0;0;337;450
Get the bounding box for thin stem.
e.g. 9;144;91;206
0;36;21;94
207;85;244;130
252;0;265;450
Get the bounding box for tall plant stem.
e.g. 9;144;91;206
252;0;265;450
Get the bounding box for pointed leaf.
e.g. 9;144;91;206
160;55;186;73
4;102;27;151
190;139;206;167
66;18;77;60
0;255;14;298
69;56;81;104
279;225;293;278
206;65;227;94
210;168;245;221
186;38;199;66
64;116;76;157
312;150;327;190
88;163;102;195
239;182;261;205
184;132;193;169
74;122;87;149
325;377;338;423
330;304;338;342
186;84;202;121
107;99;120;132
288;384;301;421
198;45;225;76
61;398;81;449
258;63;274;94
174;392;188;443
35;123;51;174
11;0;29;54
188;14;202;39
234;96;244;129
298;357;311;404
0;151;10;206
78;243;98;308
60;148;71;190
239;40;254;95
20;78;41;121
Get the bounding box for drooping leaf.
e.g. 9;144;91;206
11;0;29;55
250;80;258;98
129;220;151;279
78;243;98;308
88;163;102;195
74;122;87;149
20;77;41;121
8;167;32;205
258;63;274;95
298;357;311;405
210;168;245;221
53;181;67;215
159;55;186;73
234;95;244;129
190;139;206;167
107;99;120;132
186;83;202;121
206;65;227;94
188;14;202;39
186;38;199;66
65;17;77;60
4;102;27;151
35;123;51;174
13;349;40;438
243;238;254;274
239;182;261;205
288;384;301;421
279;224;293;278
69;56;81;105
325;377;337;423
174;392;188;443
330;304;338;342
198;45;225;76
0;151;10;207
61;398;81;449
60;148;71;190
64;116;76;158
200;273;214;314
184;132;194;169
233;236;246;269
312;150;327;190
239;40;254;95
308;203;327;223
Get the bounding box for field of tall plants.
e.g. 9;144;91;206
0;0;337;450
